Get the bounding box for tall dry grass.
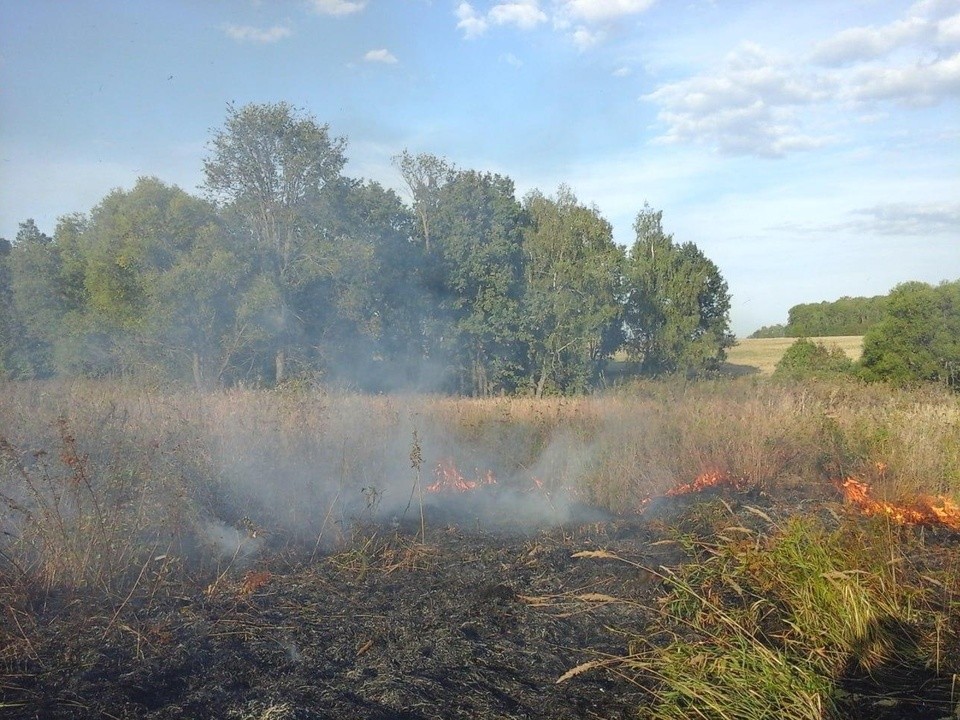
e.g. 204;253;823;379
0;377;957;598
618;514;959;720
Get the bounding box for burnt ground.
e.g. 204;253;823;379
2;490;958;720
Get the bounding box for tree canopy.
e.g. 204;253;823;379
774;295;889;337
860;280;960;389
623;205;733;376
1;102;735;394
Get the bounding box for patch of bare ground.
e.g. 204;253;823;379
3;484;958;720
3;514;665;719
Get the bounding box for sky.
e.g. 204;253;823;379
1;0;958;336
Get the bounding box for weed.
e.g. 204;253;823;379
618;516;957;719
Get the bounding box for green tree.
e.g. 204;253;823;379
622;205;733;376
295;178;424;389
6;220;64;376
203;102;347;383
74;177;242;383
860;280;960;388
774;338;855;380
393;150;454;254
0;236;19;378
429;169;528;395
522;186;624;395
786;295;887;337
749;323;787;339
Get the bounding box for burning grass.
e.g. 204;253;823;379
0;377;958;718
838;476;960;531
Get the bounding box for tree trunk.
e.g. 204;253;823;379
192;351;203;390
535;355;551;398
275;348;286;385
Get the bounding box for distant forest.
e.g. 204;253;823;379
750;295;888;338
0;103;733;395
752;280;960;390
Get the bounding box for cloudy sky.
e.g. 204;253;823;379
1;0;958;334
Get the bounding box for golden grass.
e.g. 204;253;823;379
726;336;864;375
1;376;958;599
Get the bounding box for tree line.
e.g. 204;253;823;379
773;280;960;389
0;102;733;395
750;294;889;338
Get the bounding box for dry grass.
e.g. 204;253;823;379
0;376;958;718
642;515;957;719
0;377;957;594
726;336;864;375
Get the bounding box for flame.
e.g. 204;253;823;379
838;477;960;531
665;471;747;497
426;458;498;493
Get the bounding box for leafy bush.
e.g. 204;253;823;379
774;338;855;380
860;280;960;389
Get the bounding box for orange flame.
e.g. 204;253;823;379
665;471;747;497
426;458;498;493
838;477;960;531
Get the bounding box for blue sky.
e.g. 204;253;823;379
1;0;958;335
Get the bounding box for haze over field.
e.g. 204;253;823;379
1;0;958;335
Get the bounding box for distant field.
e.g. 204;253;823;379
725;335;864;375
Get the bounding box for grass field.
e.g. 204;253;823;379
1;377;958;718
726;335;865;375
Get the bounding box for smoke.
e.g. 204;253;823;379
201;393;611;552
0;381;621;596
200;518;264;565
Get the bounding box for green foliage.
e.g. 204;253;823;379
523;186;624;395
631;517;948;720
860;280;960;389
203;102;348;384
786;295;887;337
5;220;64;377
774;338;856;380
1;104;736;394
429;169;529;395
0;236;18;378
393;150;454;254
298;179;425;389
623;205;733;376
748;323;786;338
71;178;241;382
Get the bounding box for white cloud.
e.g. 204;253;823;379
457;1;546;37
938;12;960;43
571;26;603;50
363;48;398;64
558;0;657;23
644;0;960;159
456;0;645;44
812;0;960;65
644;43;831;157
489;1;547;29
812;19;930;65
847;51;960;104
309;0;367;16
456;2;489;38
222;24;292;44
805;1;960;106
847;201;960;235
502;52;524;67
613;65;632;77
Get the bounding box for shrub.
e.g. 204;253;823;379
860;280;960;389
774;338;855;380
